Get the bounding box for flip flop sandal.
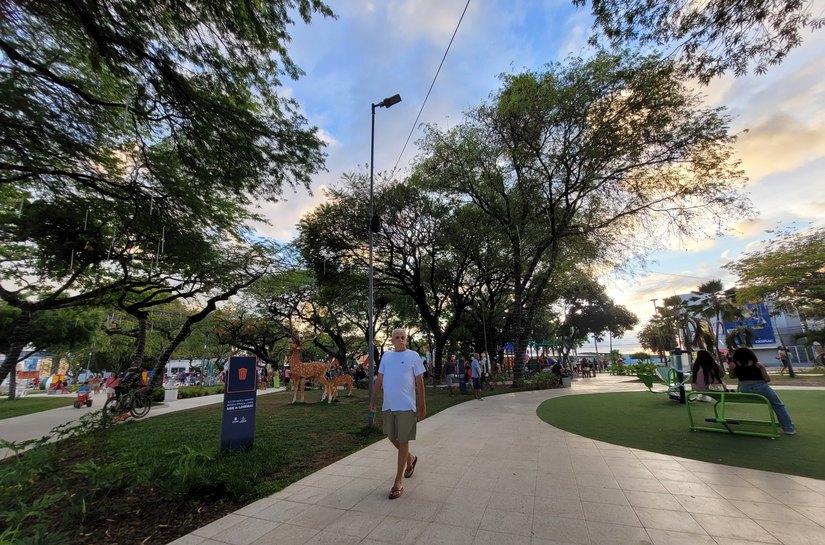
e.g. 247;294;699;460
404;455;418;478
388;486;403;499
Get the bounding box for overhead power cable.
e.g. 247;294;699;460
392;0;472;172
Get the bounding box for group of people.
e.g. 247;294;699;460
442;352;489;400
691;347;796;435
444;352;493;401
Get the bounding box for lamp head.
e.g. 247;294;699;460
378;94;402;108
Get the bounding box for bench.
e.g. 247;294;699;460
686;391;779;439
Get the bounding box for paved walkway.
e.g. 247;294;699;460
167;376;825;545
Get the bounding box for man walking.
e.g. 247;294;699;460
471;352;483;400
369;328;427;500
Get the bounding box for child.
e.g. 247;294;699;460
691;349;727;392
728;347;796;435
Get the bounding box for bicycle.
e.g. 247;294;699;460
102;385;153;421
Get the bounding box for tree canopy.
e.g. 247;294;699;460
727;227;825;319
415;50;747;383
576;0;824;83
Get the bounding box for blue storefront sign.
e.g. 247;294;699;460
220;356;257;452
724;302;777;345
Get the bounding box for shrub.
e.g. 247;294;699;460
525;371;562;390
177;385;224;399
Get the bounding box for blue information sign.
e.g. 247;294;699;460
220;356;257;452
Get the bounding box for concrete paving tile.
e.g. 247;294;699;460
731;500;818;525
406;482;455;502
577;486;630;506
248;500;310;523
616;477;669;494
713;537;788;545
532;515;590;545
691;472;750;487
191;514;245;539
387;497;443;522
489;491;536;514
659;480;720;498
645;528;717;545
711;485;783;503
342;477;384;493
651;469;698;483
365;514;428;545
585;521;652;545
249;523;318;545
416;522;476;545
623;491;684;511
479;507;533;537
350;491;400;516
302;530;360;545
435;503;486;529
739;474;813;491
582;501;641;526
534;495;585;520
792;505;825;526
765;488;825;507
314;487;370;510
672;494;745;517
288;505;347;530
234;497;280;517
531;538;590;545
322;510;385;538
447;487;493;506
633;507;706;534
210;518;281;545
575;473;621;490
692;513;779;542
286;485;334;505
757;519;825;545
474;529;531;545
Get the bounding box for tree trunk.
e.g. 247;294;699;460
1;310;32;399
131;316;148;368
433;337;447;381
150;321;194;389
773;325;796;378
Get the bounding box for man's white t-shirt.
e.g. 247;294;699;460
379;349;426;411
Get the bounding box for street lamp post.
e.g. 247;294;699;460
368;93;401;428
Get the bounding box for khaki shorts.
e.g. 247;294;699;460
382;410;417;442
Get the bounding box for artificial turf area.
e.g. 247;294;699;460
537;390;825;481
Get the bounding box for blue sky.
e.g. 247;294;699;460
254;0;825;353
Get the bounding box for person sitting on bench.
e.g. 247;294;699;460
691;350;728;392
728;347;796;435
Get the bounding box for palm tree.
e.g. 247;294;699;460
688;280;743;360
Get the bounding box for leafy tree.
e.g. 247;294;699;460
553;275;638;366
417;51;746;384
638;316;678;358
213;309;290;370
726;227;825;320
298;177;495;379
576;0;825;83
0;1;331;394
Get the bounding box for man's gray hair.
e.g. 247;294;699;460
391;328;407;338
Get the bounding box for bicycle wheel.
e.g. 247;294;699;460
129;391;152;418
102;396;124;422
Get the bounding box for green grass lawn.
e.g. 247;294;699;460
0;396;76;419
537;391;825;480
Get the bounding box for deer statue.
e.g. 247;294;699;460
321;374;354;403
288;336;330;404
